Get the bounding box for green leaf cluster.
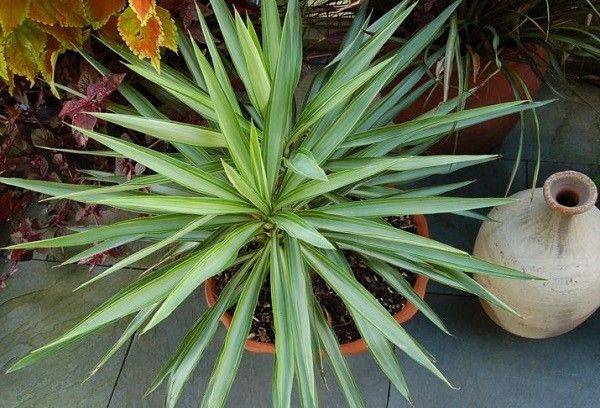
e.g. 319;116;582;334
2;1;548;406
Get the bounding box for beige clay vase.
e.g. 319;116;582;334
473;171;600;338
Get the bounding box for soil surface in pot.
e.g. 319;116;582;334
214;216;417;344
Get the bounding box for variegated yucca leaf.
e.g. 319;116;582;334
3;0;550;407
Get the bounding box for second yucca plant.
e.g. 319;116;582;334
3;0;548;406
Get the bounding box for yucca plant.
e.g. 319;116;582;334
3;0;549;406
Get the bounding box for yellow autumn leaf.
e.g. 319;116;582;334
117;6;163;70
97;14;122;44
0;0;32;32
38;36;63;98
0;41;8;81
4;21;47;82
42;24;88;47
155;6;176;52
28;0;87;27
129;0;155;26
84;0;126;28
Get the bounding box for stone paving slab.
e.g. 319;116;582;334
529;161;600;189
0;260;140;408
107;292;207;408
109;294;390;407
389;294;600;408
499;82;600;166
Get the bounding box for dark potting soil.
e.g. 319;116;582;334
213;216;418;344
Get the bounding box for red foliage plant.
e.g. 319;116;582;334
0;69;124;285
59;73;126;147
0;0;257;288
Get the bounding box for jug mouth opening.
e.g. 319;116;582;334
543;171;597;216
555;189;580;207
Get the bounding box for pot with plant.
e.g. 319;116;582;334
3;0;547;406
370;0;598;157
203;213;432;355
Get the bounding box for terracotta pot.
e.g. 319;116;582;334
204;214;430;355
473;171;600;338
389;44;549;154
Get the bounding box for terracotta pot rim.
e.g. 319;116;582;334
203;214;430;355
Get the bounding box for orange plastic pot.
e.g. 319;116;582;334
389;44;549;154
204;214;430;355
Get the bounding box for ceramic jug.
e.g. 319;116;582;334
473;170;600;338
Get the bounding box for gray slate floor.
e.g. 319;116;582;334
1;82;599;408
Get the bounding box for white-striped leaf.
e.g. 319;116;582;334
301;245;450;386
272;212;334;250
76;216;215;290
90;113;226;147
71;126;240;200
201;243;270;407
270;237;294;408
142;222;261;332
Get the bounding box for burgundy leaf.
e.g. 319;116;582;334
7;218;43;266
115;157;141;180
10;218;43;245
59;73;126;146
79;251;109;273
0;190;32;221
76;204;104;223
27;154;49;178
86;73;126;104
48;201;75;230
